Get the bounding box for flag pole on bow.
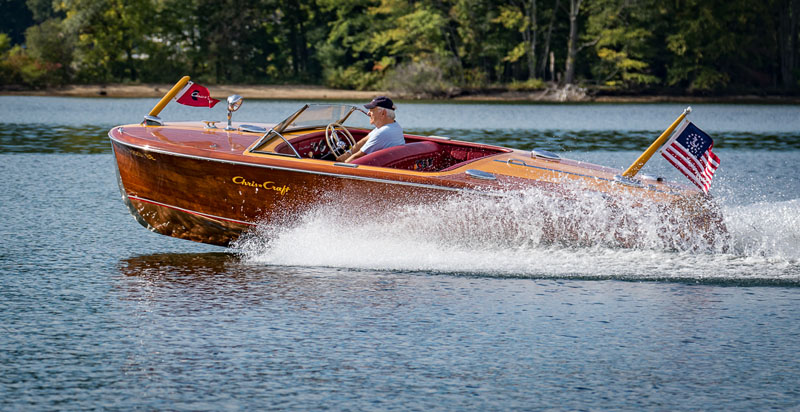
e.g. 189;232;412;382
622;107;692;178
148;76;191;117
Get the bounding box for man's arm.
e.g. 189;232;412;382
336;138;368;162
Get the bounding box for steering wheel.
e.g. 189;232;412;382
325;122;356;157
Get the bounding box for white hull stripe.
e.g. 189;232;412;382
129;195;257;226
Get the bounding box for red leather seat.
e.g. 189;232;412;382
351;141;443;171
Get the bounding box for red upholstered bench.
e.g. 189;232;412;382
350;141;444;171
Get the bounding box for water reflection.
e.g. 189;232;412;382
0;123;111;153
115;253;425;311
118;252;237;280
117;249;800;299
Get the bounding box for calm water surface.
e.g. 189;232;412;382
1;96;799;410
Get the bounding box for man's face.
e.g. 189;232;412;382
368;107;384;126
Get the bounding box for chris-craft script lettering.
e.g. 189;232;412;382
232;176;291;195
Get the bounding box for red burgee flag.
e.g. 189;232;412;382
175;81;220;108
660;121;720;194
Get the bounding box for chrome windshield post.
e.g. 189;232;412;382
250;129;301;159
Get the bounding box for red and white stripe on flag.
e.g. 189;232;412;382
175;81;220;108
660;121;720;194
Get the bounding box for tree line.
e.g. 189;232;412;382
1;0;798;96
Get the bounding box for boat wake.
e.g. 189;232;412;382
234;186;800;284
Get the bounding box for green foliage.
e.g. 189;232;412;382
0;0;34;45
382;55;462;96
0;0;796;93
0;44;64;87
370;1;449;59
0;33;10;54
508;78;547;90
585;0;660;88
316;0;457;91
491;3;533;73
316;0;376;86
455;0;527;84
24;19;74;84
0;34;14;84
662;0;776;91
26;0;60;22
324;66;382;90
1;29;68;88
57;0;154;82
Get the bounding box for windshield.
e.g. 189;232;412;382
275;104;367;133
250;104;372;157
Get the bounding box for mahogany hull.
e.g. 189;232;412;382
111;139;461;246
109;121;724;248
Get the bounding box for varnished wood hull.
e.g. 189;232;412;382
111;138;461;246
109;122;724;248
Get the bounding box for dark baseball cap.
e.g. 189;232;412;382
364;96;395;110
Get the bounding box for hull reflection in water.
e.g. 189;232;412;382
118;253;236;279
116;253;425;306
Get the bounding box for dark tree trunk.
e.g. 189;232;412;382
564;0;581;85
539;0;560;80
524;0;538;79
779;0;800;89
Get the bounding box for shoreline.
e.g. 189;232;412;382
2;83;798;104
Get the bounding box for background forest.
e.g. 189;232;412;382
1;0;799;96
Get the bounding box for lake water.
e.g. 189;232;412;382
1;96;799;410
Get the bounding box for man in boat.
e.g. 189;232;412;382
337;96;404;163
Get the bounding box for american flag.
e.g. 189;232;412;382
660;122;720;194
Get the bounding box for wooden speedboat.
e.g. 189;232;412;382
109;78;724;248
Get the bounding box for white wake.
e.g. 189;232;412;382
234;186;800;282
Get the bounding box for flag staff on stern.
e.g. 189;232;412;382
622;107;692;178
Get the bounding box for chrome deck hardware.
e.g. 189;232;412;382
531;149;561;160
225;95;243;131
466;169;496;180
239;124;267;133
143;115;163;126
613;174;644;188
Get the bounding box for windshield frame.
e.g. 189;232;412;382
249;104;366;157
274;104;363;134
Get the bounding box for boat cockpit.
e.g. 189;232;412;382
249;104;509;172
